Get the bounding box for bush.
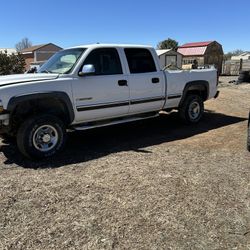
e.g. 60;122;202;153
157;38;179;51
0;50;25;75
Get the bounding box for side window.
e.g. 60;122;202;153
83;48;122;75
124;48;157;73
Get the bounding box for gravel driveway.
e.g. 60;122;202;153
0;77;249;249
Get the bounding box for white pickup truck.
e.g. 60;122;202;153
0;44;219;158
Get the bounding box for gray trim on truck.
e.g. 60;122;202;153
7;92;75;123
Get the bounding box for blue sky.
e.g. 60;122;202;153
0;0;249;53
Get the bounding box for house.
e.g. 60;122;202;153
0;48;17;55
177;41;223;73
231;52;250;61
156;49;182;69
21;43;62;70
222;52;250;75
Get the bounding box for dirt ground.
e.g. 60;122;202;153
0;76;249;250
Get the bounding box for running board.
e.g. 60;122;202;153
72;112;159;131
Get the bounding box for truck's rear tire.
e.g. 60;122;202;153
179;95;204;124
17;115;66;159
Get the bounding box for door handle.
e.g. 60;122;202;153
152;78;160;83
118;80;128;86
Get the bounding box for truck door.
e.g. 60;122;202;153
124;48;165;114
72;48;130;122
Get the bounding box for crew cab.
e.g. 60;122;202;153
0;44;219;158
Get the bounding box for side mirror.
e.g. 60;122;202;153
79;64;95;76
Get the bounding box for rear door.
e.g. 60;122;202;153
72;48;130;122
124;48;165;114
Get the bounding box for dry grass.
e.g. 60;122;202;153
0;77;250;249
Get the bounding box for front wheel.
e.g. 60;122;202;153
179;95;204;124
17;115;66;159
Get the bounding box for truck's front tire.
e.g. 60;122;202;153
17;115;66;159
179;95;204;124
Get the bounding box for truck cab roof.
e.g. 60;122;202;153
67;43;154;50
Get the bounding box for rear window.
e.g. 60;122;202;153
124;48;157;74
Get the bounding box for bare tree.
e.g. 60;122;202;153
15;38;32;52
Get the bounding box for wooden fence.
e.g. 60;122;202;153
222;59;250;75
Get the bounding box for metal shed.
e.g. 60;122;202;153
178;41;223;74
156;49;182;69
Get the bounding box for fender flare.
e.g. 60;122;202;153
179;80;209;106
7;91;75;123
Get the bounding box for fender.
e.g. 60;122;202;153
7;91;75;123
179;80;209;106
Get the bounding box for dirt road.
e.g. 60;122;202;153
0;77;249;249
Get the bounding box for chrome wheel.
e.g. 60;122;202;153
188;101;201;120
32;125;59;152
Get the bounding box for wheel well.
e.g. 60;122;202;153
10;98;71;134
185;89;207;101
178;82;208;109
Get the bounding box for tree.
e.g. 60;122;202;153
157;38;179;51
0;50;26;75
15;37;32;52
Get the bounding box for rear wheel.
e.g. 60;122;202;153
17;114;66;159
179;95;204;124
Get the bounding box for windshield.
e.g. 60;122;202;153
38;48;86;74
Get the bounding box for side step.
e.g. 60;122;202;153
72;112;159;131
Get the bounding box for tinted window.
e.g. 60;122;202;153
83;48;122;75
124;48;157;73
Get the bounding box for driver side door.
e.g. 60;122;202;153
72;48;130;123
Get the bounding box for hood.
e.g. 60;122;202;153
0;73;59;87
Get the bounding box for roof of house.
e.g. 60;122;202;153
239;52;250;56
179;41;214;48
156;49;182;57
231;52;250;60
177;41;216;56
178;46;208;56
21;44;47;52
156;49;172;56
21;43;62;53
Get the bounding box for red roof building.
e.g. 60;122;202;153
177;41;223;73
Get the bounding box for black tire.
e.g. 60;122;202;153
238;71;250;83
247;123;250;152
17;114;66;159
179;95;204;124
